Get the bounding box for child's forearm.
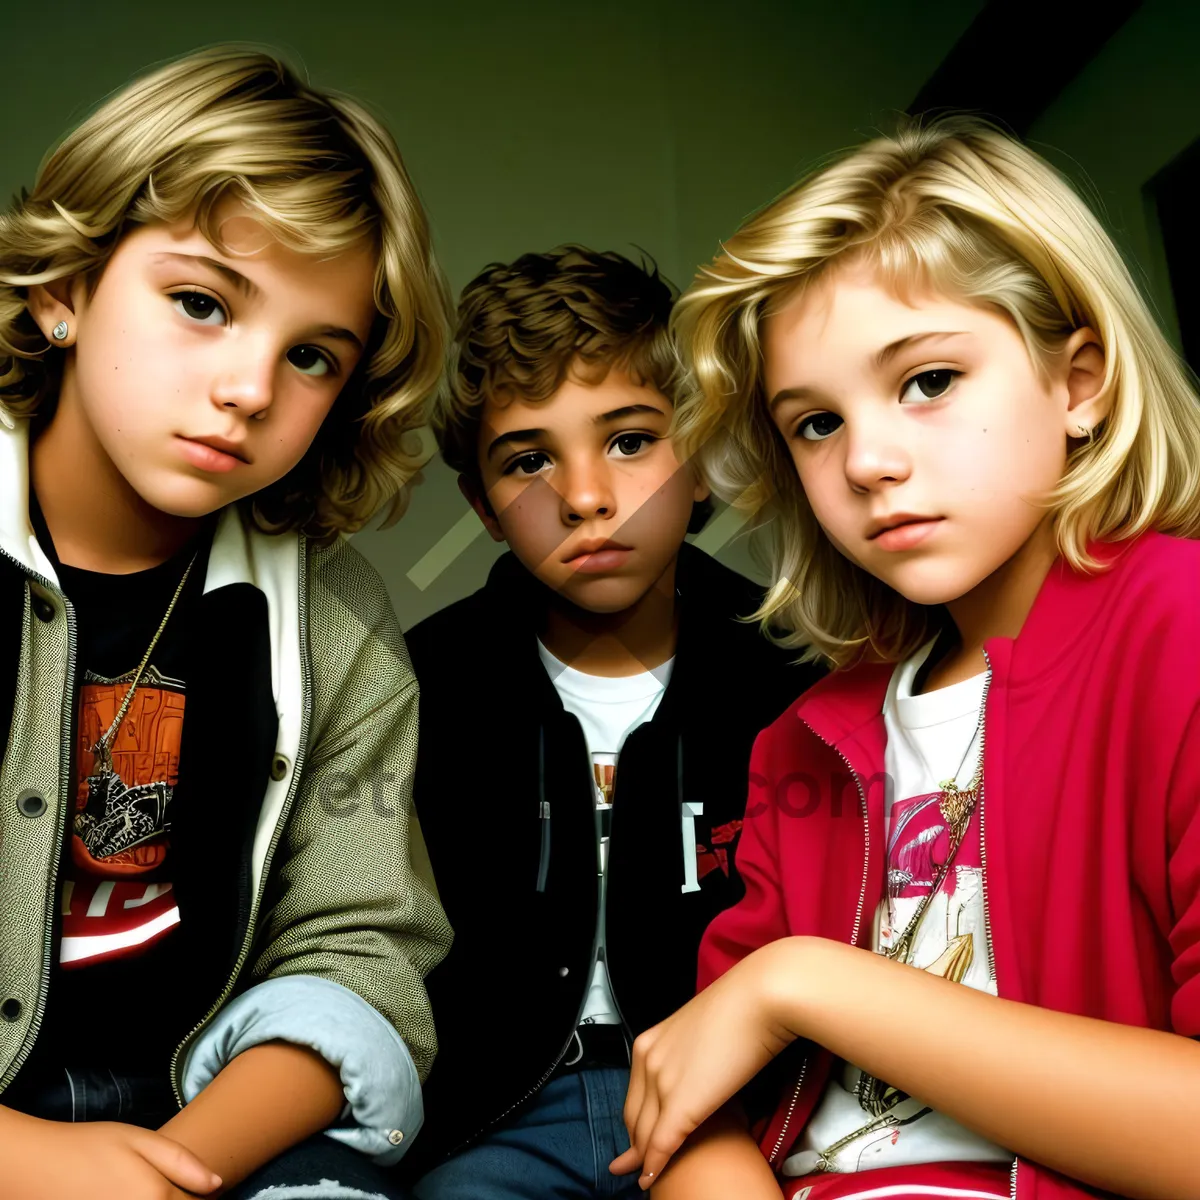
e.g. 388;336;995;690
649;1106;782;1200
767;937;1200;1200
159;1041;345;1192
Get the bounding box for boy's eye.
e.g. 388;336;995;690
506;451;551;476
901;369;959;402
171;291;226;326
611;433;655;456
288;345;334;377
797;412;843;442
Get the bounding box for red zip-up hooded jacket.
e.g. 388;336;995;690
697;532;1200;1200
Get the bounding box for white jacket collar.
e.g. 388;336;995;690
0;416;304;896
0;419;59;584
0;416;285;598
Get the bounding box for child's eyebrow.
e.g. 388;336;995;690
153;253;364;349
484;404;671;460
768;385;819;413
308;325;364;349
153;252;260;299
593;404;670;424
873;330;970;369
486;428;545;460
769;331;974;410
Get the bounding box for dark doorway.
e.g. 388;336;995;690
1149;141;1200;372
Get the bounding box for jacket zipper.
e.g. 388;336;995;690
453;713;626;1159
788;662;1014;1192
0;553;78;1093
767;720;871;1166
167;537;313;1107
452;1024;578;1160
536;727;550;892
604;734;637;1037
975;650;1017;1199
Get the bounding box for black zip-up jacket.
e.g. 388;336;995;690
403;543;823;1170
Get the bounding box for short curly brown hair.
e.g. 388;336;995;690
432;245;680;483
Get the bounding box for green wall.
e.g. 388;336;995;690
1028;0;1200;352
4;1;984;625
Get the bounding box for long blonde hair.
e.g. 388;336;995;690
673;117;1200;666
0;45;451;541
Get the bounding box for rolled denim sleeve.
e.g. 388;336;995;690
180;974;422;1165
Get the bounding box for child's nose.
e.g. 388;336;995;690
210;349;274;420
559;461;616;522
843;428;913;492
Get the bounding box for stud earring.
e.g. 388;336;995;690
51;320;69;342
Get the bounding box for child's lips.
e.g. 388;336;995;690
176;435;247;474
870;517;945;551
565;541;634;573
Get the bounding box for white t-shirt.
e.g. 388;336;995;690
783;640;1011;1178
538;641;673;1026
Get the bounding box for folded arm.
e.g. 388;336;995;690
160;1040;344;1192
621;936;1200;1199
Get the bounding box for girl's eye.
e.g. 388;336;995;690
171;291;226;326
611;433;655;457
287;345;334;377
505;451;551;477
796;412;843;442
901;369;959;403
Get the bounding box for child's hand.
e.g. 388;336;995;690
4;1113;223;1200
611;938;801;1188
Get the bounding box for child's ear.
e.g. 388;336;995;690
26;277;84;348
1061;326;1109;438
457;474;506;543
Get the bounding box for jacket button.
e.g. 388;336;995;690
269;754;290;783
558;967;569;977
387;1129;404;1146
16;791;47;818
1;998;21;1022
32;596;55;623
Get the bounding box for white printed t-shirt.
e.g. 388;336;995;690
538;641;673;1026
783;640;1012;1179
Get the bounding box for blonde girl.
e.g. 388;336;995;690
0;46;451;1200
611;117;1200;1200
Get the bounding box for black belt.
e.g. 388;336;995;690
557;1022;631;1075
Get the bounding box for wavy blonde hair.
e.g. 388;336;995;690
673;116;1200;666
0;45;451;541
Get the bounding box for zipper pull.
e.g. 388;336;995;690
681;801;703;893
679;736;703;893
537;801;551;893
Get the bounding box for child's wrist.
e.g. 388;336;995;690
758;931;854;1036
753;935;824;1040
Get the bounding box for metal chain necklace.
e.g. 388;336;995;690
853;676;986;1123
90;552;198;779
883;753;982;966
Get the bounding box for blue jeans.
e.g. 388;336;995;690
6;1066;407;1200
413;1067;642;1200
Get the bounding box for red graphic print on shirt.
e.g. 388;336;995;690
880;791;984;984
62;668;184;969
696;818;743;882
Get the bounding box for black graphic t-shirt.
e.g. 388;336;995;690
25;495;210;1078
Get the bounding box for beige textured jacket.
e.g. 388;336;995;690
0;416;451;1162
